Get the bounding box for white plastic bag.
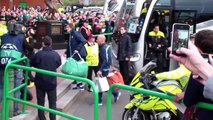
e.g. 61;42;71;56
95;76;109;92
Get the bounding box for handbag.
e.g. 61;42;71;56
95;76;110;92
61;53;88;78
107;69;124;91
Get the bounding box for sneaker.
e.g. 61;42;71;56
72;86;79;90
114;92;121;102
72;85;84;90
87;89;92;92
13;111;21;116
98;102;103;106
72;81;77;84
78;83;84;90
27;82;34;88
78;85;85;90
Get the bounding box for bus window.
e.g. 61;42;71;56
156;0;172;6
108;0;118;11
172;10;197;33
125;0;151;43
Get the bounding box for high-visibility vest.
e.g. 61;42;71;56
156;64;191;88
80;26;91;37
141;7;147;14
149;31;165;38
84;42;99;66
0;24;8;36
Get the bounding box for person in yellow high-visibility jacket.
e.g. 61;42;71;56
84;34;99;92
0;21;8;36
148;24;166;72
0;20;8;46
155;64;191;88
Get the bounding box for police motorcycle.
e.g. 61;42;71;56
122;60;183;120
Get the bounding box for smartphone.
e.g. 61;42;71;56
171;23;190;56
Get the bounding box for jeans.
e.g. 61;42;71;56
14;69;23;114
0;69;23;115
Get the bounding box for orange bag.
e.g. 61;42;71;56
107;70;124;91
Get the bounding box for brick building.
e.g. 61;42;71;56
0;0;46;9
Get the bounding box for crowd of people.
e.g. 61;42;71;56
0;5;122;120
0;6;117;37
1;4;213;120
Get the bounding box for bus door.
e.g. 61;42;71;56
144;8;173;72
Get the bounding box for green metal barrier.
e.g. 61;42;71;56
106;84;213;120
93;32;113;37
2;57;99;120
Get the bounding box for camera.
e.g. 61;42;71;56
7;20;25;35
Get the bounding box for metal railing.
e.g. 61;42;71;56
2;57;99;120
106;84;213;120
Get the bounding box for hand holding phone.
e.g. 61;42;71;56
171;23;190;56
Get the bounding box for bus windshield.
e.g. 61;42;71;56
156;0;171;6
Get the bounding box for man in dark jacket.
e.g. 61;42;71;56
31;36;61;120
65;23;86;90
117;26;132;85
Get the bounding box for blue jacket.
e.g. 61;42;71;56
1;33;25;53
31;47;61;90
65;30;86;60
0;33;33;67
99;43;112;72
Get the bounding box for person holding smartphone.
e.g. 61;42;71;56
173;30;213;120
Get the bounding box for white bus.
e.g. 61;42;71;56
110;0;213;76
103;0;125;15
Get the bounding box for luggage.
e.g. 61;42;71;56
107;70;124;91
61;53;88;78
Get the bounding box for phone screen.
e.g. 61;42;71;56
172;23;190;56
